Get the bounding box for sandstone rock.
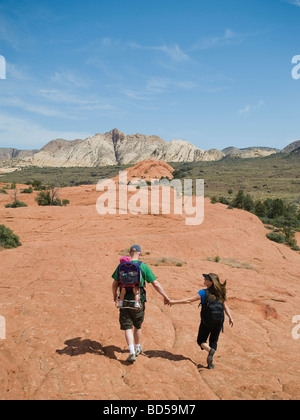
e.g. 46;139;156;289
0;168;299;400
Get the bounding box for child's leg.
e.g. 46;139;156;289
118;287;126;307
200;342;211;353
133;286;140;302
120;287;126;301
133;286;141;308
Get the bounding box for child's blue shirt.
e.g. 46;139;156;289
198;289;206;305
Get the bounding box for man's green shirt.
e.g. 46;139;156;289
112;260;156;302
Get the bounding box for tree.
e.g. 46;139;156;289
254;200;266;217
271;198;285;218
243;194;254;212
232;190;245;209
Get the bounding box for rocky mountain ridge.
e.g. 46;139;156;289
0;128;297;167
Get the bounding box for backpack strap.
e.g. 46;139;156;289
136;261;143;284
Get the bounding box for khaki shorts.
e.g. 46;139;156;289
119;303;145;330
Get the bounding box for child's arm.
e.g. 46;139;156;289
223;302;234;327
170;295;201;305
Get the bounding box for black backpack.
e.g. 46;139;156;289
201;290;225;328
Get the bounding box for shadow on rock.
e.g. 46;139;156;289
144;350;198;367
56;337;126;360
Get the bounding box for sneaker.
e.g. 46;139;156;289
134;301;141;308
135;346;143;357
207;348;216;369
127;353;136;363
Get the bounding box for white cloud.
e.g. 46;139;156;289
38;89;115;111
238;100;264;115
128;42;190;62
51;71;89;88
285;0;300;6
190;29;245;51
0;112;91;149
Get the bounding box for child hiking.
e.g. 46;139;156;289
117;256;141;308
170;273;233;369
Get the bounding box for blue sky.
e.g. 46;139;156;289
0;0;300;151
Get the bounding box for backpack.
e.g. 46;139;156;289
201;290;225;328
118;260;147;298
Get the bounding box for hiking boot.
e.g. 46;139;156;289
127;353;136;363
135;346;143;357
207;348;216;369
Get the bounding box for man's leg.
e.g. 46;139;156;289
125;329;135;354
124;328;136;363
133;327;143;356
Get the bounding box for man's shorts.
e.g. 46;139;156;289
119;303;145;330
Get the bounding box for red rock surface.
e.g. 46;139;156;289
0;172;299;400
113;160;175;183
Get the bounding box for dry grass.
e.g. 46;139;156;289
207;256;257;271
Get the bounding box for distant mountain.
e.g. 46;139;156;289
0;148;38;162
0;129;298;167
222;146;280;158
281;140;300;154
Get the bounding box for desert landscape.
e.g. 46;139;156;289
0;161;299;400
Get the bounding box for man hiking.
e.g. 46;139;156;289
112;244;170;363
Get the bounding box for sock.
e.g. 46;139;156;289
129;344;135;355
135;344;141;351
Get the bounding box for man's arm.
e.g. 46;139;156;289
151;280;170;304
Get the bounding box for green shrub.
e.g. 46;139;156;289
266;232;286;243
32;180;42;189
0;188;8;194
35;191;62;206
0;225;22;249
35;189;68;206
218;196;230;205
21;186;33;194
5;200;28;208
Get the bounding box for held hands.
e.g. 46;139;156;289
164;296;171;306
164;297;175;306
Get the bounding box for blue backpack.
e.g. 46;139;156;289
118;261;143;291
